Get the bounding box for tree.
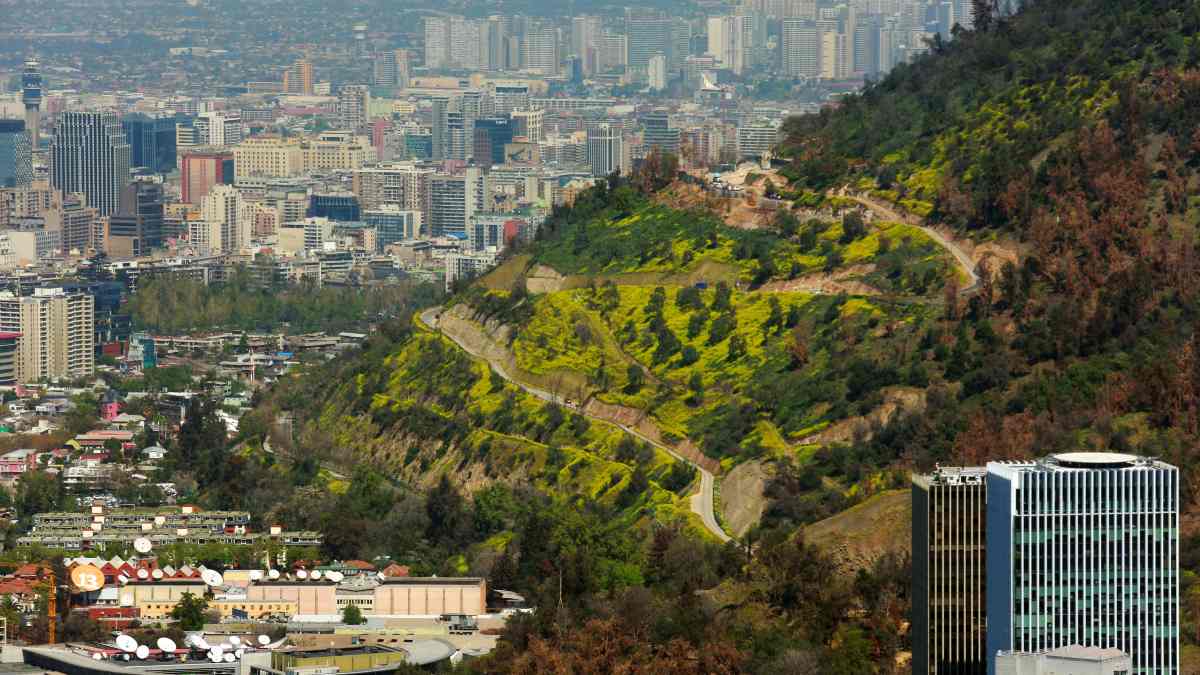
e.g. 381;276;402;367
170;592;208;630
342;603;365;625
623;365;645;394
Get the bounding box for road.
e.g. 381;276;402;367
420;307;732;543
836;189;980;292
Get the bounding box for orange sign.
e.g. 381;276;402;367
70;564;104;592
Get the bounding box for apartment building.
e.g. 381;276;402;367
0;287;95;382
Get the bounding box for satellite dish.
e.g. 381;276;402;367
188;635;210;650
157;637;176;653
136;568;149;580
257;635;270;646
326;571;344;582
117;574;129;585
235;649;245;659
223;653;235;663
296;569;308;579
115;634;138;653
202;569;223;586
310;570;321;579
70;563;105;592
268;569;280;580
133;538;152;554
135;645;150;660
229;636;241;646
249;570;262;581
152;569;164;580
92;653;103;661
209;646;223;660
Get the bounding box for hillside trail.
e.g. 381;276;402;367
833;187;980;292
419;307;732;543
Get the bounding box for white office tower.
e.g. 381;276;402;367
196;111;243;147
707;16;746;74
986;454;1179;675
587;123;627;178
337;85;371;134
572;16;602;73
648;54;668;91
522;25;559;75
200;184;247;253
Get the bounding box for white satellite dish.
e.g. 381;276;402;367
209;646;223;660
115;634;138;653
228;636;241;646
208;651;221;663
133;538;152;554
296;569;308;579
117;574;129;585
249;570;262;581
152;569;164;580
268;569;280;579
326;571;344;582
223;653;235;663
188;635;210;650
310;570;321;579
202;569;223;586
235;649;245;659
92;653;103;661
136;568;149;580
157;637;176;653
257;635;270;646
135;645;150;660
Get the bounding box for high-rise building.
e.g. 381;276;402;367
912;467;987;675
282;59;314;95
0;287;95;382
473;118;514;168
648;54;668;91
121;114;177;173
352;163;433;218
337;86;371;134
49;112;131;217
21;59;42;150
428;170;480;237
372;49;410;88
487;16;510;70
45;191;98;255
522;25;559;75
736;121;780;158
180;150;234;204
707;16;746;74
820;28;851;79
492;84;530;117
670;18;693;71
0;121;32;188
195;111;243;147
200;184;247;253
986;454;1180;675
642;112;679;155
364;205;422;250
572;16;602;74
782;19;821;78
598;32;628;72
587;123;627;178
424;17;450;70
511;109;544;142
107;180;164;257
626;10;673;71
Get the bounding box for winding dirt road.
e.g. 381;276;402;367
419;307;732;543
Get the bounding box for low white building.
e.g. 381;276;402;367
996;646;1132;675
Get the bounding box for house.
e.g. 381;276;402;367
34;400;70;416
0;448;38;480
380;563;410;578
100;390;122;421
0;577;40;612
142;445;166;461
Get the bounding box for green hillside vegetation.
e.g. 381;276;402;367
534;183;954;294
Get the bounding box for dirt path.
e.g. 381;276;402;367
419;307;731;543
835;188;980;292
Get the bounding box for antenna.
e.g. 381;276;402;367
310;570;321;579
92;653;103;661
135;645;150;660
133;538;152;554
268;568;280;580
201;569;223;587
157;637;176;653
296;569;308;579
223;653;235;663
257;635;270;646
249;570;263;581
326;571;344;582
136;569;149;580
152;569;164;580
228;636;241;646
115;634;138;653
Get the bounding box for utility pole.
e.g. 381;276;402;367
46;570;55;644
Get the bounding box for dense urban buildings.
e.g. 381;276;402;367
0;120;32;188
0;287;95;381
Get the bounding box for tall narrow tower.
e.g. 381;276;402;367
21;59;43;150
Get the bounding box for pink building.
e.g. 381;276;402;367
0;449;38;479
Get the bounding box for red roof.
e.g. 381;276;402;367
344;560;376;571
381;563;409;578
0;578;37;595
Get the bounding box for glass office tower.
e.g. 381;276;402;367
986;453;1179;675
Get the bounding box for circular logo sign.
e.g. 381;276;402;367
70;564;105;592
